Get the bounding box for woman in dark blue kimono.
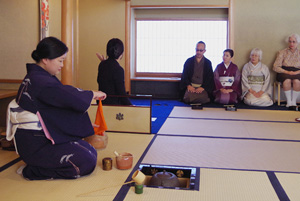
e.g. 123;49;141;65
12;37;106;180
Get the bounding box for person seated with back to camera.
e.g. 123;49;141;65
273;33;300;108
97;38;132;105
213;49;241;105
180;41;215;105
241;48;273;107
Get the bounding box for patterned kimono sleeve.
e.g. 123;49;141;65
38;84;94;113
213;65;222;91
241;64;251;95
232;67;241;96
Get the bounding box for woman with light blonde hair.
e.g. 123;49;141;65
273;33;300;107
242;48;273;106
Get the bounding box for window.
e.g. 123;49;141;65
130;7;230;78
136;20;228;75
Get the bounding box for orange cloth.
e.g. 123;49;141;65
93;101;107;136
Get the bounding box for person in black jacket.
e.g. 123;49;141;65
180;41;215;104
97;38;132;105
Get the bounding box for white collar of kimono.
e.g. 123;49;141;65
224;62;231;69
250;61;261;68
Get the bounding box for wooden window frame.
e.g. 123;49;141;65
125;1;234;89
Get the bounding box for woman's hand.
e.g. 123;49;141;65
220;88;233;94
220;88;226;93
249;88;256;96
96;53;106;61
195;87;204;93
187;85;196;93
284;70;300;75
92;123;99;128
93;91;107;100
255;90;264;98
289;70;300;75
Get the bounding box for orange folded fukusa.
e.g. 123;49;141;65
93;101;107;136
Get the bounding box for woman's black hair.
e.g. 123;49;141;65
106;38;124;59
224;49;234;57
31;37;68;62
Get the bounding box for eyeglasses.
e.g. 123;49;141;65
289;40;297;44
196;49;205;52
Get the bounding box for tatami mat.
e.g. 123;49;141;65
276;172;300;201
0;132;153;201
169;106;299;122
200;168;279;201
158;118;300;141
124;168;279;201
142;136;300;173
125;184;201;201
0;149;19;167
2;105;300;200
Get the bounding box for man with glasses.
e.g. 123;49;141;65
180;41;214;104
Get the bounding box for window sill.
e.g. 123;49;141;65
131;77;181;82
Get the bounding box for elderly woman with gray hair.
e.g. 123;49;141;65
241;48;273;106
273;33;300;107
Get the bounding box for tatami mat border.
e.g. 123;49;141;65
157;133;300;143
267;171;290;201
113;134;159;201
193;164;300;175
169;116;300;124
0;157;21;172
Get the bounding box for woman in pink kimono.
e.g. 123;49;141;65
213;49;241;104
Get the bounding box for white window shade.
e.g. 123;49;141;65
136;20;228;73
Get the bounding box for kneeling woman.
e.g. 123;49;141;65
241;48;273;107
7;37;106;180
213;49;241;104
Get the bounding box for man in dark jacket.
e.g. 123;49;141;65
180;41;214;104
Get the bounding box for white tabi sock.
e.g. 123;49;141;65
291;90;300;106
16;165;26;175
284;90;292;107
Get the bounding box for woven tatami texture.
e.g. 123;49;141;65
0;149;18;167
158;118;300;141
169;106;299;122
142;135;300;173
0;132;153;201
276;172;300;201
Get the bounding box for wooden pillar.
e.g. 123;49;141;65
61;0;74;85
125;0;131;93
229;0;234;50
